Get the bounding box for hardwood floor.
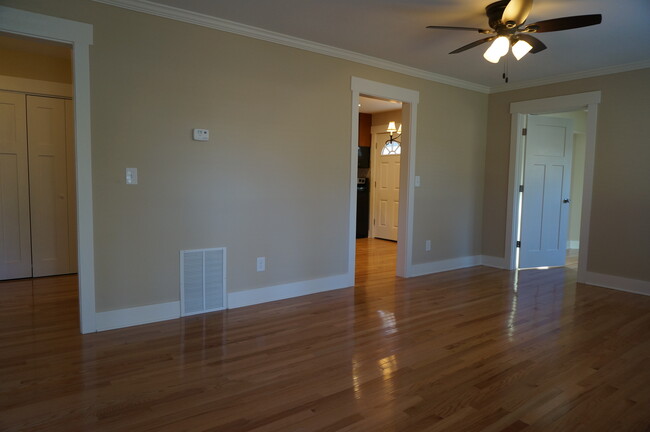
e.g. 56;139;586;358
1;242;649;431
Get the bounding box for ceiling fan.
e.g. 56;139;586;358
427;0;602;64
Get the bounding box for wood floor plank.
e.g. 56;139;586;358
1;239;649;431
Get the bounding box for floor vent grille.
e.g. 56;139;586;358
180;248;226;316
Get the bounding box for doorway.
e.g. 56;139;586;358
505;92;601;283
349;78;419;283
515;111;586;270
1;7;96;333
355;96;403;283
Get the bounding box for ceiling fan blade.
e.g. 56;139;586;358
502;0;533;26
427;25;493;34
449;37;495;54
523;14;602;33
515;34;547;53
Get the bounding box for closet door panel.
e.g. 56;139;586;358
65;100;77;273
27;96;70;277
0;91;31;280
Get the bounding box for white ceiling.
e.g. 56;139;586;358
126;0;650;89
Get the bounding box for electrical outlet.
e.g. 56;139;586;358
425;240;431;252
256;257;265;272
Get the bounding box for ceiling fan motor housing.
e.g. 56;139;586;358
486;0;510;29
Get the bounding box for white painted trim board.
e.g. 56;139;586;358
228;274;352;309
96;301;181;331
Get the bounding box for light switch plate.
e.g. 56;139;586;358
193;128;209;141
415;176;421;187
126;167;138;185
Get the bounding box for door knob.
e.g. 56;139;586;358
563;198;570;203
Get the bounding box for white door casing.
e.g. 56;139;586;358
27;96;72;277
519;115;573;268
373;130;400;241
349;77;419;279
0;90;32;279
505;91;601;285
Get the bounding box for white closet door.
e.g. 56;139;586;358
27;96;71;277
0;91;32;280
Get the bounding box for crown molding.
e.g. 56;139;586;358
490;59;650;93
92;0;490;94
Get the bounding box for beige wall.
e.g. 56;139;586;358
0;39;71;83
4;0;488;312
483;68;650;281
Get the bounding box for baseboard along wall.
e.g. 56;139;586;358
93;255;648;332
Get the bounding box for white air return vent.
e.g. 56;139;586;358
180;248;226;316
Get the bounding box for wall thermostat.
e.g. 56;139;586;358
192;129;209;141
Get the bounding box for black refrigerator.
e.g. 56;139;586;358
356;178;369;238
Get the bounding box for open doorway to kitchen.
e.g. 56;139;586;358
349;77;419;285
355;96;403;284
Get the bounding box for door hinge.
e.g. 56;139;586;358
522;128;527;136
516;241;521;248
519;184;524;193
373;218;376;225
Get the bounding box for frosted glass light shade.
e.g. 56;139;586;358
483;36;510;63
387;121;397;134
512;39;533;60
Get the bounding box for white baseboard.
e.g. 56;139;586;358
96;301;180;331
410;255;482;277
228;273;353;309
567;240;580;249
480;255;508;269
584;272;650;296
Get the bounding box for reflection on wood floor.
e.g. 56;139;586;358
1;243;649;431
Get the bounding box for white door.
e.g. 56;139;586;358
27;96;71;277
0;91;32;279
373;132;400;241
519;115;573;268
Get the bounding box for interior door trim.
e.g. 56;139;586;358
350;77;419;279
505;91;601;284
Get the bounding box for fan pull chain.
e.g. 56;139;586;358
502;58;509;83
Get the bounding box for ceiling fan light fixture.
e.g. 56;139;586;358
483;36;510;63
512;39;533;60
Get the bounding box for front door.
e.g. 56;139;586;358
519;115;574;268
373;132;400;241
